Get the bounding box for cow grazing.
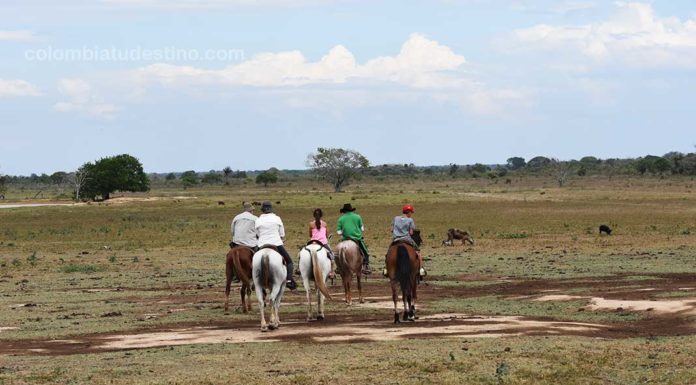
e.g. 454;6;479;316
443;228;474;246
599;225;612;235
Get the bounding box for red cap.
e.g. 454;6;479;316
402;204;414;214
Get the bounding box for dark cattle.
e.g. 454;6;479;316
218;201;225;206
442;228;474;246
599;225;612;235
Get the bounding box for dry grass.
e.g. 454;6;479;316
0;176;695;384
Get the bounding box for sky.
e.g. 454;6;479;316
1;0;695;175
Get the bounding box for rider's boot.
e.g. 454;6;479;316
362;255;372;275
286;261;297;290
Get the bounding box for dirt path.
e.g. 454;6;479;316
0;313;614;356
3;273;694;356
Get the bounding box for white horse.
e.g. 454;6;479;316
252;248;287;332
298;244;333;321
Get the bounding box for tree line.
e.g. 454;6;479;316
2;149;695;201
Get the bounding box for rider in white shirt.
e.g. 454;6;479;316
230;202;258;249
255;201;297;290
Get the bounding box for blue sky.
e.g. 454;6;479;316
1;0;695;175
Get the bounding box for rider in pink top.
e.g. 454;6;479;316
308;208;334;260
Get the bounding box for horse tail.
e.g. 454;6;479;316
232;248;250;288
261;252;270;289
396;245;412;303
311;247;332;300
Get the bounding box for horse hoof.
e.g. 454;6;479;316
261;326;268;332
359;299;365;304
317;315;324;321
268;324;277;331
394;314;401;324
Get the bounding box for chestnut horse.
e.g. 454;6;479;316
335;240;364;305
224;246;255;313
385;231;422;323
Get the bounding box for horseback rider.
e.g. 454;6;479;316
308;208;335;278
255;201;298;290
390;204;425;277
337;203;371;274
229;202;258;282
230;201;258;250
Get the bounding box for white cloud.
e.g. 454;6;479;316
507;2;696;67
132;34;466;89
54;78;119;118
462;89;532;115
100;0;346;9
0;30;42;43
0;79;42;97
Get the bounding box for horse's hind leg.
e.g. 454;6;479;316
224;264;232;313
343;273;352;305
357;274;364;304
256;286;268;331
317;284;325;320
391;280;400;324
245;287;252;312
240;284;248;313
305;280;312;322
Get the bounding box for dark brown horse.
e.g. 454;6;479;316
224;246;255;313
385;231;422;323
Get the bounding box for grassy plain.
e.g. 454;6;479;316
0;176;695;384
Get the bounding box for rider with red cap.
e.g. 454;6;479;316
389;204;425;277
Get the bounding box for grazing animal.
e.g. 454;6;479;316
298;244;333;321
252;248;287;332
224;246;255;313
218;201;225;205
599;225;613;235
443;228;474;246
385;236;422;323
335;240;365;305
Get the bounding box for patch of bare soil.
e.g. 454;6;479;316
0;313;612;356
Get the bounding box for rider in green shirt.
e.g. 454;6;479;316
337;203;371;273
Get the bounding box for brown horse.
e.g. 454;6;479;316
335;240;364;305
224;246;255;313
385;233;422;323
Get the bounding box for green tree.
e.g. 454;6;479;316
653;157;672;176
50;171;68;184
448;163;459;177
80;154;149;200
506;157;526;170
307;148;369;192
255;170;278;187
527;156;551;169
223;166;232;185
180;171;198;187
202;171;223;184
165;172;177;181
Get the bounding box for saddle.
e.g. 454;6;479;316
303;241;333;261
257;244;286;266
231;245;257;255
390;239;416;249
